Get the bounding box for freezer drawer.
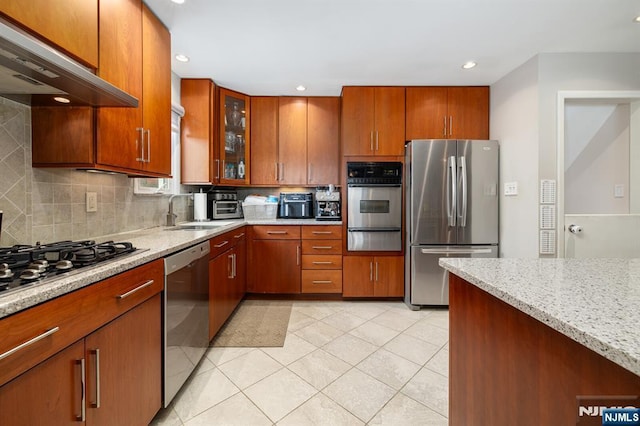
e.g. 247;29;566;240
405;245;497;307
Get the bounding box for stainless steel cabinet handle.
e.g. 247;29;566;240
116;280;154;299
420;248;493;254
375;131;379;151
145;129;151;163
443;117;447;137
233;253;237;278
0;326;60;361
136;127;145;161
274;163;279;181
312;280;333;284
308;163;312;182
449;115;453;136
312;231;332;235
228;254;234;279
370;131;374;151
91;349;101;408
214;240;230;248
76;358;86;421
312;246;333;250
312;261;333;265
234;232;245;239
267;231;287;235
215;159;220;180
369;262;373;281
375;262;379;281
296;246;301;266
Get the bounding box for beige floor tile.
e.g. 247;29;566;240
370;309;421;332
294;320;344;347
368;393;448;425
278;393;365;426
288;349;352;390
348;321;399;346
403;319;449;347
205;346;255;367
218;350;283;389
287;310;318;332
320;311;368;332
184;393;272;426
425;347;449;377
421;309;450;330
343;302;390;320
401;367;449;418
261;333;317;366
172;368;240;423
322;333;379;366
384;333;442;366
323;369;396;423
356;348;421;390
245;368;318;422
292;302;341;320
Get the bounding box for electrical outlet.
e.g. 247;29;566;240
86;192;98;212
504;182;518;196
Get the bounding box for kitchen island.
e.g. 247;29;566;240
440;258;640;425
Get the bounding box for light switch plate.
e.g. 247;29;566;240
614;184;624;198
86;192;98;212
504;182;518;196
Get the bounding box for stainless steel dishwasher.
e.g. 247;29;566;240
163;240;210;407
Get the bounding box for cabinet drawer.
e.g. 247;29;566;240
302;255;343;270
302;225;342;240
301;270;343;293
252;225;301;240
0;259;163;387
210;227;246;259
302;240;342;255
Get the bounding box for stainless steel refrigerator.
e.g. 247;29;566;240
405;139;499;309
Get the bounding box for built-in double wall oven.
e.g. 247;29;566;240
347;162;402;251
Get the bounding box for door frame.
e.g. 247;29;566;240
555;90;640;257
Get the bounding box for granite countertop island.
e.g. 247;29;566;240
0;218;342;319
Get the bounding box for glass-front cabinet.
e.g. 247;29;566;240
219;87;250;185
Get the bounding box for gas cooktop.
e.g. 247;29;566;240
0;240;138;295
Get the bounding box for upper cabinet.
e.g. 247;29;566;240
219;88;251;185
0;0;99;68
341;87;405;156
406;87;489;140
250;96;340;186
31;1;172;177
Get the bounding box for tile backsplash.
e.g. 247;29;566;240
0;97;188;246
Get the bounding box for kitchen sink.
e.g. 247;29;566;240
165;221;238;230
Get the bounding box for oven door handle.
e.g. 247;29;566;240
347;228;401;232
347;184;401;188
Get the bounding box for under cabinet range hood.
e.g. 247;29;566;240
0;18;138;107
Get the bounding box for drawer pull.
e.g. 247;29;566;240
76;358;86;421
267;231;287;235
91;349;101;408
312;231;332;235
234;233;245;239
312;280;333;284
312;261;333;265
214;240;230;248
0;326;60;361
312;246;333;250
116;280;154;299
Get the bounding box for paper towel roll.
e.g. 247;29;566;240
193;193;207;221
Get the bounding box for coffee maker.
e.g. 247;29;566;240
315;185;341;221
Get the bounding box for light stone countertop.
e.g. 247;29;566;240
439;258;640;376
0;219;342;319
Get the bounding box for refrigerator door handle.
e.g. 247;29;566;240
447;156;457;227
420;248;493;255
459;156;468;227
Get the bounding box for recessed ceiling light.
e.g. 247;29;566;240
296;85;306;91
171;0;185;4
462;61;477;69
635;15;640;23
175;54;190;62
53;96;71;104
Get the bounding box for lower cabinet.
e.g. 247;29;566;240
0;295;162;425
209;227;247;340
247;226;301;294
301;225;343;294
343;256;404;297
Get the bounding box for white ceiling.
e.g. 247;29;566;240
144;0;640;97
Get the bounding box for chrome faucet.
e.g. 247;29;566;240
166;194;192;226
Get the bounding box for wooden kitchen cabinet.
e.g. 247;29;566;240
209;227;247;340
250;97;340;185
219;87;251;185
0;260;164;425
341;87;405;156
0;0;99;68
31;2;172;177
247;226;301;294
406;86;489;140
301;225;343;294
343;255;404;297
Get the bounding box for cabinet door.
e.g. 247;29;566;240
374;87;405;156
342;256;374;297
142;4;171;175
278;97;308;184
307;97;340;184
96;0;143;171
373;256;404;297
0;0;98;68
234;231;247;301
219;88;250;185
85;295;162;426
0;340;84;425
209;251;232;339
248;240;300;294
405;87;449;140
447;87;490;140
181;79;218;184
250;97;278;185
341;87;375;155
